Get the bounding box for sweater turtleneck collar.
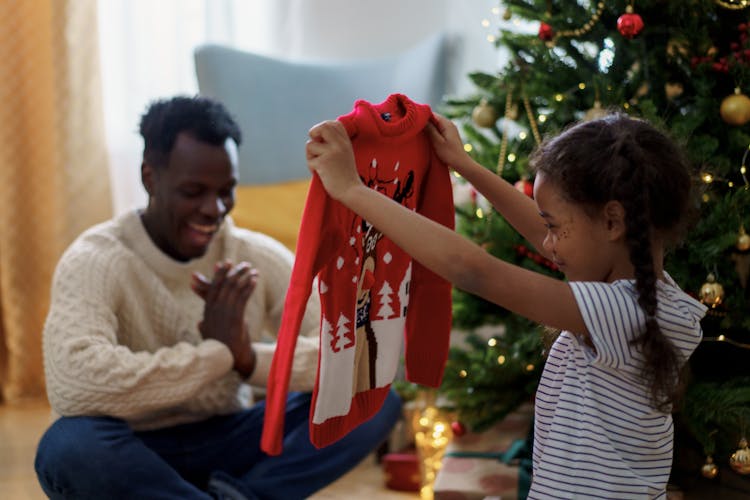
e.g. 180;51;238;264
340;93;432;141
120;210;230;282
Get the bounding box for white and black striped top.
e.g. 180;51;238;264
529;273;706;499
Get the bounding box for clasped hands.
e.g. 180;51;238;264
191;260;258;378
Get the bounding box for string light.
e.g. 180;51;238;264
497;355;506;364
487;338;497;347
705;335;750;349
412;396;453;500
699;145;750;189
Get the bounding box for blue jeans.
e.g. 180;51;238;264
35;390;402;499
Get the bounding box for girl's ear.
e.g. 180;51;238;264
603;200;626;241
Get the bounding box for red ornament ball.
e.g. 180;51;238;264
514;178;533;198
617;11;644;39
451;421;467;437
538;22;554;41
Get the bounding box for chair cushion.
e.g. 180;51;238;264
231;181;310;251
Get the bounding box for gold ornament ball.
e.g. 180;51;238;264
702;456;719;479
737;227;750;251
507;103;519;120
472;100;498;128
699;273;724;307
665;82;684;100
502;8;512;20
730;438;750;475
714;0;750;9
720;90;750;126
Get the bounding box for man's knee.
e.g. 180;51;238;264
35;416;128;495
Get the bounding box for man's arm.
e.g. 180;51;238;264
44;246;234;419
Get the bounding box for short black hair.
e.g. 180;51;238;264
139;95;242;168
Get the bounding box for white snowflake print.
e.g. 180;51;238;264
383;252;392;264
336;256;344;269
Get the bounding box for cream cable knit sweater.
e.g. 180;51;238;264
43;210;320;431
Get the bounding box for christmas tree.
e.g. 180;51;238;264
436;0;750;494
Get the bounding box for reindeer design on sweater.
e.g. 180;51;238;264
352;161;415;394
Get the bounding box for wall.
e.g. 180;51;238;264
98;0;508;214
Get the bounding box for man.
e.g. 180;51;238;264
34;95;401;499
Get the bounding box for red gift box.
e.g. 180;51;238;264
382;451;421;492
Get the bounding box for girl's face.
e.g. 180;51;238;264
533;172;627;283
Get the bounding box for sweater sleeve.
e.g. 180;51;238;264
403;145;455;387
261;174;341;455
43;243;234;420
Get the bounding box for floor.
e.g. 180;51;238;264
0;399;417;499
7;401;747;499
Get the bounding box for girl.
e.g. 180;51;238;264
306;113;707;499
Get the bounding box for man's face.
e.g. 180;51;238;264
142;132;238;261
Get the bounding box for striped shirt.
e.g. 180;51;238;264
529;274;706;499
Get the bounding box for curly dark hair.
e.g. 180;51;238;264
529;113;698;411
139;95;242;168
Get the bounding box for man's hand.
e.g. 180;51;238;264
191;261;258;378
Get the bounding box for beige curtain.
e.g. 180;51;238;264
0;0;112;403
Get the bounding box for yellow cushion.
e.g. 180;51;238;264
231;180;311;251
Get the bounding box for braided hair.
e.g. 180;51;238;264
530;113;696;410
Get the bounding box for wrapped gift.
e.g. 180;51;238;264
382;451;421;492
434;403;533;500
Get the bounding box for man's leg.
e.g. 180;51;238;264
219;389;402;499
34;416;212;500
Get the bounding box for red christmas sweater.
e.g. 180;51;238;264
261;94;454;455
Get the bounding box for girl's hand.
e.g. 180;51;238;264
306;120;363;202
425;114;472;173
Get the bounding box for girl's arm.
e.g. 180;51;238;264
306;120;586;335
425;116;549;257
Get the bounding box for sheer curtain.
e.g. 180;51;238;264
98;0;504;214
